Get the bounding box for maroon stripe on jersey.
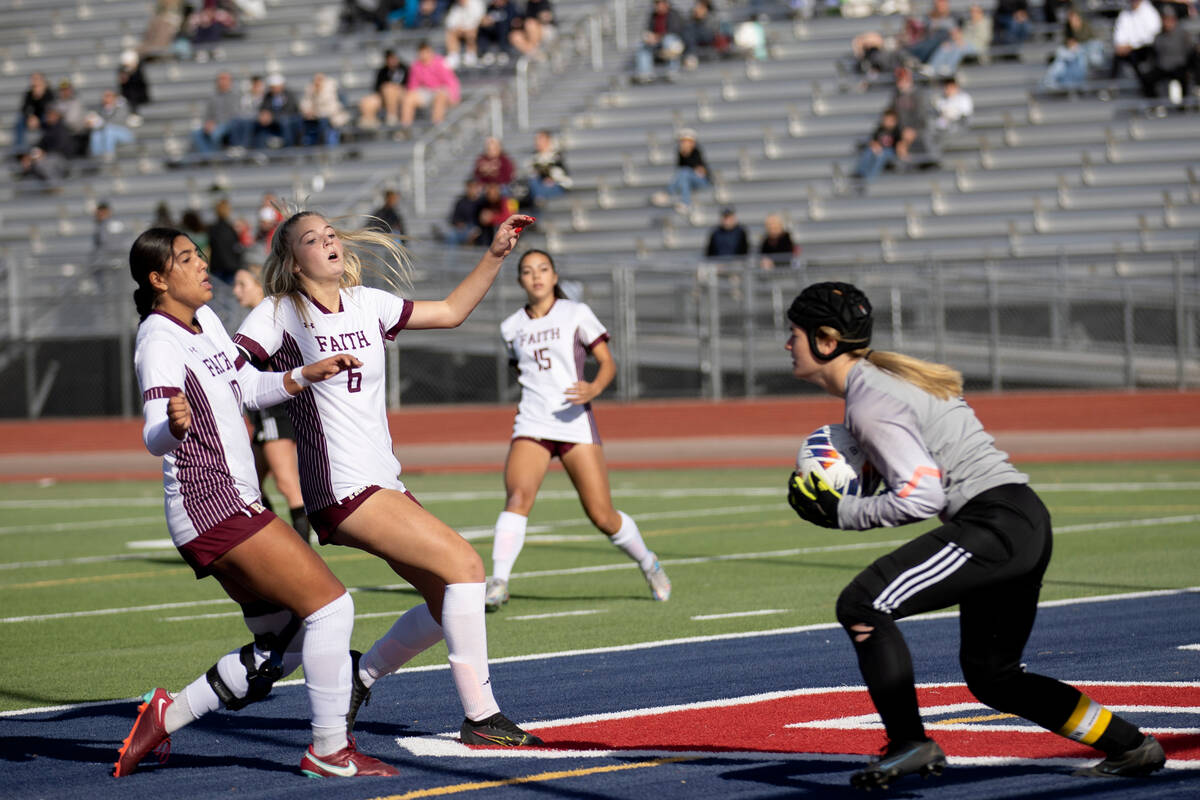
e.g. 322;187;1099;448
150;309;200;334
585;404;602;445
276;332;338;511
383;299;413;341
234;353;247;369
177;368;249;535
143;386;182;401
574;327;588;381
233;333;270;364
585;332;610;352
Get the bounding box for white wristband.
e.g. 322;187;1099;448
289;367;312;389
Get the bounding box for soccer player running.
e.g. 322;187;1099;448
117;228;396;778
484;249;670;612
232;264;311;543
234;208;543;746
783;282;1165;790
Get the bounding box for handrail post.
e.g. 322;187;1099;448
515;57;530;130
614;0;627;50
412;139;427;216
589;15;603;70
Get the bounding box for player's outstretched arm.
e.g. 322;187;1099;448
284;354;363;395
407;214;535;330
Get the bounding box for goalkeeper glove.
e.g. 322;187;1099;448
787;470;842;529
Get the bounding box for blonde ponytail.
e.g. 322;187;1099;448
817;326;963;400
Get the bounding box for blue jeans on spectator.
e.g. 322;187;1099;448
994;13;1031;46
926;41;979;74
302;117;339;146
855;145;895;182
253;115;302;148
89;123;135;157
668;166;709;206
635;34;683;80
1041;48;1088;89
527;178;566;205
191;118;252;152
906;29;950;63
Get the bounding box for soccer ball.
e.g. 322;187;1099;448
795;424;882;497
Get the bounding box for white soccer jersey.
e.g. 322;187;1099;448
501;299;609;444
135;306;291;547
234;286;412;511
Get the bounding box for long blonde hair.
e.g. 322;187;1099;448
261;208;414;321
818;326;964;400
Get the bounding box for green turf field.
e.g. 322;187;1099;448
1;460;1198;713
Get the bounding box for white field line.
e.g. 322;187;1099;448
4;516;1199;623
0;516;161;536
1179;644;1200;651
3;481;1198;512
691;609;791;621
506;609;607;622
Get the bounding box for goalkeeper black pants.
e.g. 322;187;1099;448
834;483;1142;755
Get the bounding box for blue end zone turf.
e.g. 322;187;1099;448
2;591;1197;799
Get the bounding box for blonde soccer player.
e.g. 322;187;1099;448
233;207;542;746
117;227;395;779
484;249;670;612
784;281;1165;789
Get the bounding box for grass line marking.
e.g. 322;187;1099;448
0;516;162;536
506;609;607;621
366;756;697;800
3;566;192;589
691;609;790;621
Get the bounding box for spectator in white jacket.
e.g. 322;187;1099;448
1109;0;1162;96
299;73;349;146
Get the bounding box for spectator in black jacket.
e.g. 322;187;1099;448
253;73;302;148
207;198;244;282
368;189;407;235
118;50;151;123
17;107;72;188
634;0;686;83
13;72;55;153
993;0;1032;46
1150;8;1194;105
665;128;710;212
706;207;749;258
445;178;485;246
358;49;409;128
524;129;572;207
759;213;796;269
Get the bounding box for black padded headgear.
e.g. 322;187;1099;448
787;282;873;362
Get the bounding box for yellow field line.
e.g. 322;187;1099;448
367;756;697;800
932;712;1015;724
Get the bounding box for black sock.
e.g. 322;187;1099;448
290;506;310;541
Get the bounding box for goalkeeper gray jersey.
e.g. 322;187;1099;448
837;360;1027;530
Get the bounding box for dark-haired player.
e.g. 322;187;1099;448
784;281;1165;789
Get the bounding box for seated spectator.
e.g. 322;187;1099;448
1150;7;1193;105
299;72;349;146
187;0;239;61
634;0;686;83
509;0;556;59
445;178;485;245
139;0;189;61
473;135;515;188
117;50;150;123
759;213;796;269
477;0;519;64
705;207;749;259
681;0;724;70
907;0;958;64
854;107;903;184
444;0;487;69
993;0;1031;46
890;67;928;134
400;41;461;128
1043;0;1072;24
1110;0;1162;96
665;128;709;211
477;181;514;241
408;0;449;29
732;16;768;61
359;49;409;128
153;200;176;228
933;76;973;131
53;80;89;157
191;71;250;153
17;107;72;188
207;197;244;282
1063;7;1106;69
1041;35;1091;90
91;202;127;265
926;4;992;74
87;90;136;159
368;188;407;234
523;129;572;207
13;72;54;154
254;73;302;148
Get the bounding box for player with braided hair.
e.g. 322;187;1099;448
784;281;1165;790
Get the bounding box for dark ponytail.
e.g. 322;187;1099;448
130;227;184;321
517;248;567;300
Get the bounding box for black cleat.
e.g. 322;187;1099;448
346;650;371;734
460;712;544;746
1073;734;1166;778
851;738;946;790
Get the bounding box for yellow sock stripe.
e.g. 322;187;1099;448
1058;695;1112;745
367;756;697;800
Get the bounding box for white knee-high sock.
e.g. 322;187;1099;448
491;511;528;582
359;603;444;688
609;510;656;571
301;592;355;755
442;582;501;722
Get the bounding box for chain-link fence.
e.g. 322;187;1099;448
1;244;1197;418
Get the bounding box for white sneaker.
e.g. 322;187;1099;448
463;50;478;68
1168;79;1183;107
480;51;495;67
484;577;509;612
641;557;671;602
446;51;461;70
